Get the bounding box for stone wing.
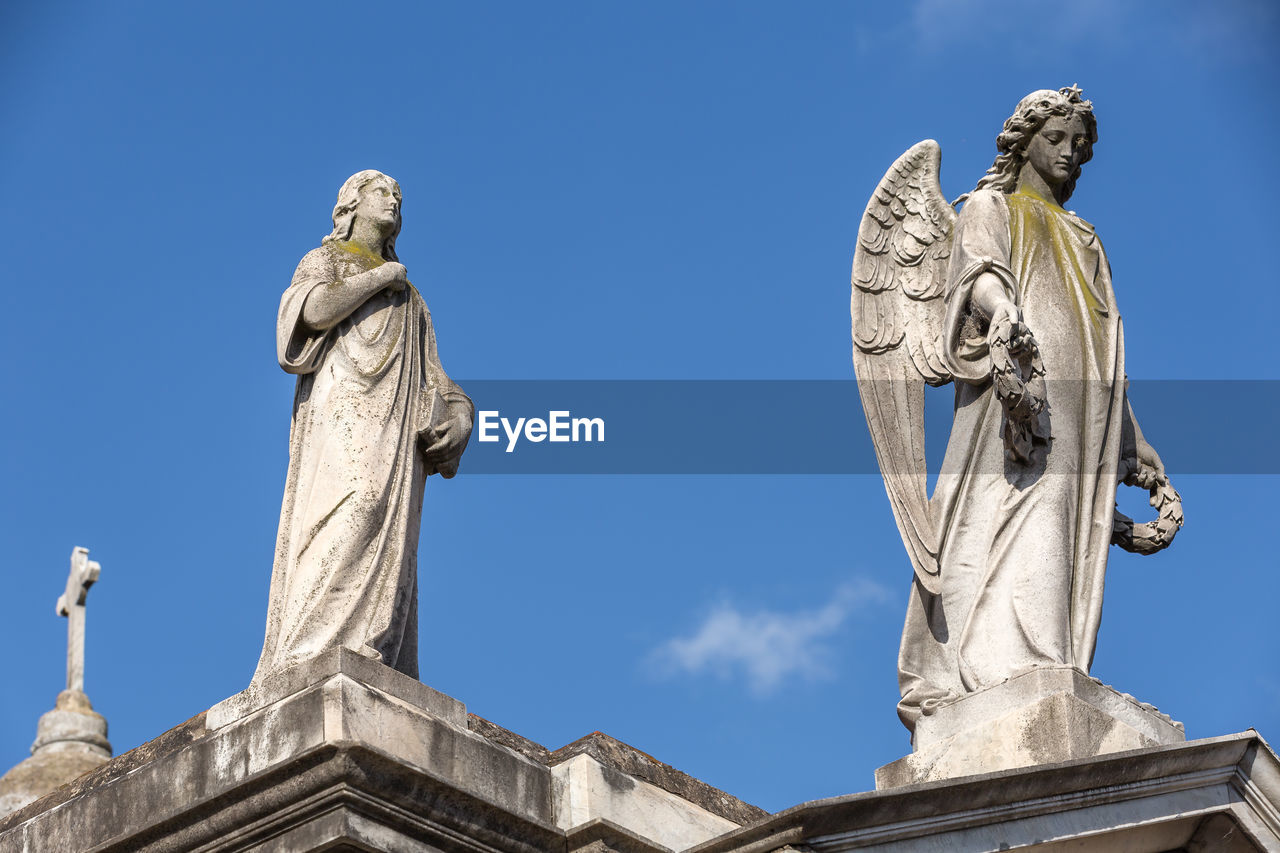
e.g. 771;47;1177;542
851;139;957;595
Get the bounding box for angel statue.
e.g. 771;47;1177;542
254;170;474;683
851;87;1183;734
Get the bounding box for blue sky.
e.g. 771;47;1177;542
1;1;1277;814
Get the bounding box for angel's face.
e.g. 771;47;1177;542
1025;113;1088;190
355;177;402;233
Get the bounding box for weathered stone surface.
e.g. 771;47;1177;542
468;712;554;763
0;657;557;851
461;721;765;850
208;646;467;730
912;666;1183;750
876;666;1184;788
548;733;767;829
553;752;738;850
694;732;1280;853
0;692;110;816
565;817;680;853
27;690;112;758
0;651;760;852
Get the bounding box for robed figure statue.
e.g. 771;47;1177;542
255;170;474;681
851;87;1183;733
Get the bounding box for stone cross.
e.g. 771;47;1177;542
55;547;100;694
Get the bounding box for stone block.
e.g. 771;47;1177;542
553;753;738;850
206;646;467;730
877;667;1184;788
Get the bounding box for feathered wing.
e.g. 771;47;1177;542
851;140;956;595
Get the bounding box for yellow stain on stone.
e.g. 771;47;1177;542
335;240;386;266
1009;189;1111;379
333;240;413;289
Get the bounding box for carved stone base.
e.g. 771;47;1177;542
876;666;1185;789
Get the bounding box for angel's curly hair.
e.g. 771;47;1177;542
973;86;1097;203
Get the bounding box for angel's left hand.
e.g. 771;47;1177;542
422;411;471;462
1131;439;1166;489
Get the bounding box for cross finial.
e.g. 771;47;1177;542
57;547;101;694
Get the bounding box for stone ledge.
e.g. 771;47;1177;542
0;741;565;853
0;654;762;852
468;712;553;763
566;818;676;853
0;710;208;836
692;732;1280;853
553;753;739;851
463;717;767;848
0;663;556;852
463;715;767;830
548;732;767;829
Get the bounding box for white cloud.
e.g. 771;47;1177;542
650;580;892;695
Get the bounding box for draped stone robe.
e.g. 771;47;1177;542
254;241;472;681
897;187;1133;730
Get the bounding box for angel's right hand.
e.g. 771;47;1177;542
989;302;1037;355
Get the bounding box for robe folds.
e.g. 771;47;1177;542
254;241;472;681
897;187;1132;729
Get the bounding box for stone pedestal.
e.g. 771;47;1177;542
0;649;761;852
876;667;1185;789
699;732;1280;853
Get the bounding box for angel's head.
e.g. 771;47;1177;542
324;170;402;261
974;86;1097;203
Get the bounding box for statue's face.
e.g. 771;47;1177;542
354;177;401;232
1025;113;1088;190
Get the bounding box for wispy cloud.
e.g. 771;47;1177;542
650;579;892;695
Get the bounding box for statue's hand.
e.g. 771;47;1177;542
988;301;1038;358
988;302;1048;464
422;410;470;464
1112;442;1182;554
380;262;408;292
1130;439;1166;489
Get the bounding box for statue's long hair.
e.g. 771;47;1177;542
323;170;402;261
973;87;1097;203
